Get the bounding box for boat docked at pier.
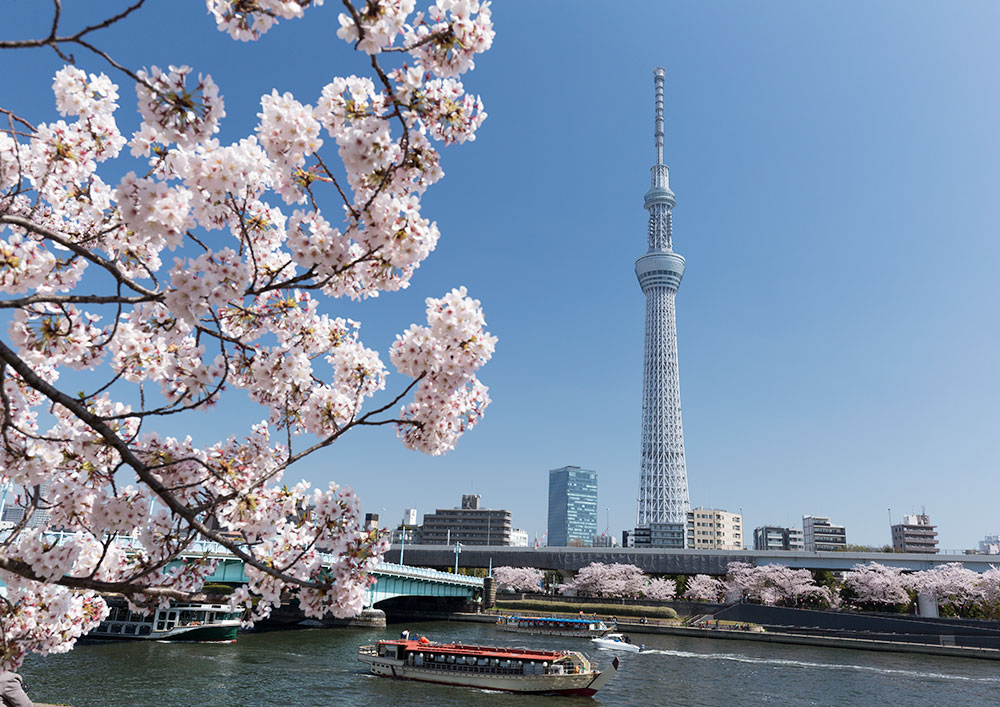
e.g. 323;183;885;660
357;638;619;696
87;600;242;642
497;615;610;637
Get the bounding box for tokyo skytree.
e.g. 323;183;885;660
635;67;690;527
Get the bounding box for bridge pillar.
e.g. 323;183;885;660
483;576;497;608
917;592;939;618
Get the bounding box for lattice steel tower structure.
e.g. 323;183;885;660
635;67;690;527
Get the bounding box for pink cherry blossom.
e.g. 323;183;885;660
0;0;494;667
493;566;544;593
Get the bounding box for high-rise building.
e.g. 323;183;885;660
753;525;805;551
686;508;743;550
417;494;512;546
547;466;598;547
802;515;847;551
891;513;939;553
635;68;691;530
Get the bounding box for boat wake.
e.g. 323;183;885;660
638;648;1000;684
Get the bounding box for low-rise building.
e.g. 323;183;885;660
417;494;512;546
592;533;615;548
632;522;685;549
509;528;530;547
803;515;847;551
891;513;939;553
979;535;1000;555
753;525;804;551
686;508;743;550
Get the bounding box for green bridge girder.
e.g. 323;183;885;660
168;555;482;606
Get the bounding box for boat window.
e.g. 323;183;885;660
139;626;151;636
111;624;122;634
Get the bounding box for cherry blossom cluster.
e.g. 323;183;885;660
208;0;323;42
0;0;496;665
719;562;838;608
558;562;675;601
0;573;108;670
402;1;494;77
683;574;725;603
135;65;225;147
391;287;495;454
493;566;544;593
841;562;911;608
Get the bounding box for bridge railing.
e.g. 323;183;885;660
372;561;483;587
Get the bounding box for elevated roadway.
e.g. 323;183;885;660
386;545;1000;575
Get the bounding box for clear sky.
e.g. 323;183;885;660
2;2;999;550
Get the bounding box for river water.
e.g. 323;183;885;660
18;621;1000;706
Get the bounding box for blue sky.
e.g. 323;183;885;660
2;2;999;550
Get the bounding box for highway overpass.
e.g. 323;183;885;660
386;544;1000;575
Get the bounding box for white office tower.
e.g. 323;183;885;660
635;68;691;529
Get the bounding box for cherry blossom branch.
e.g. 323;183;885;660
0;215;159;298
0;338;325;592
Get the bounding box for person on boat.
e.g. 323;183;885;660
400;629;410;640
0;670;32;707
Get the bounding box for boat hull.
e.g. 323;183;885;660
86;622;239;642
591;639;641;653
497;626;603;638
358;654;611;696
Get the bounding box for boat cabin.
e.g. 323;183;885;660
371;640;591;676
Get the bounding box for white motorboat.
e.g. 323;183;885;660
591;632;643;653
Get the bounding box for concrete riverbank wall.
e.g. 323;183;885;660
407;610;1000;662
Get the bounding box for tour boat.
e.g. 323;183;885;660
87;600;242;642
357;638;620;696
591;633;643;653
496;615;611;637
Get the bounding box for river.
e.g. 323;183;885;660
18;621;1000;706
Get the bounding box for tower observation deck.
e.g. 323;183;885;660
635;67;690;528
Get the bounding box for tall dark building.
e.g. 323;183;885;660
547;466;598;547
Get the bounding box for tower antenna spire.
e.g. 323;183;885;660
635;67;689;535
654;66;665;165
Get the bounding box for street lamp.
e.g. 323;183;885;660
454;541;463;574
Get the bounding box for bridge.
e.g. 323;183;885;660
384;544;1000;576
16;532;483;607
166;541;483;607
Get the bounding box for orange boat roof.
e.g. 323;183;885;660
379;640;567;662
